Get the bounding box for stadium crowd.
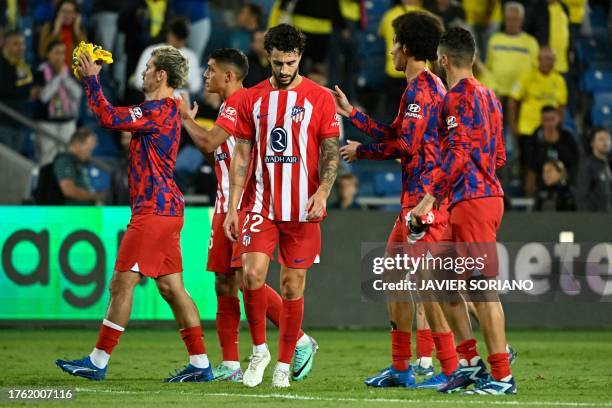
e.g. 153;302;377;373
0;0;610;211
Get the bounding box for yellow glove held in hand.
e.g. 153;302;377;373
72;41;114;79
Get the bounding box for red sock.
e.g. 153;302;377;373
265;285;305;338
216;296;241;361
95;321;123;354
432;331;458;375
391;330;411;371
278;297;304;364
488;353;511;381
416;329;434;358
456;338;479;365
243;286;268;345
180;326;206;355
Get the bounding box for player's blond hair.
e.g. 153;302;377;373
151;46;188;89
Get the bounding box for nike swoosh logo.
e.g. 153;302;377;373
292;353;312;377
64;365;97;373
293;258;305;264
173;372;201;382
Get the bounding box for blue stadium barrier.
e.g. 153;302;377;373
357;0;394;88
176;145;204;174
351;160;399;198
92;128;119;158
358;180;375;197
578;37;612;70
381;204;402;212
591;92;612;127
88;164;110;192
581;69;612;94
562;108;577;136
373;170;402;196
589;5;608;28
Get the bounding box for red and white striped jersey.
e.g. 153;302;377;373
234;77;340;222
213;88;247;213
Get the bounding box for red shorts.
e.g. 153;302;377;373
386;206;449;253
441;197;503;243
440;197;504;278
115;213;183;278
238;212;321;269
207;211;246;274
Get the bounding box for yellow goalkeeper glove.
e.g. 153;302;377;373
72;41;114;80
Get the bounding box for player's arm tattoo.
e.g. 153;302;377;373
319;138;340;194
228;138;253;211
235;138;251;177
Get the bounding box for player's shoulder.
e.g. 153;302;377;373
141;97;176;110
225;87;249;106
416;70;446;95
238;79;273;106
445;78;472;102
299;76;329;93
249;78;272;94
298;77;335;103
444;78;491;107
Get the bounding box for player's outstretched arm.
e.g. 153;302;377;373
332;85;397;141
224;138;252;241
77;52;159;133
178;94;231;154
184;119;231;154
306;137;339;220
355;138;411;162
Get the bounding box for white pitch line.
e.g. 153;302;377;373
75;387;612;407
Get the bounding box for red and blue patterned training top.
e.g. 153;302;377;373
84;75;184;216
426;77;506;206
349;69;446;208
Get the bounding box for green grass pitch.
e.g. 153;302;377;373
1;328;611;407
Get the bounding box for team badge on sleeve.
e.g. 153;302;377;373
129;107;143;122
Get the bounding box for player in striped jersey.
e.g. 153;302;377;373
333;11;459;389
179;48;315;382
223;24;340;388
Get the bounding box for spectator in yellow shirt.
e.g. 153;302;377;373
486;2;538;100
268;0;347;77
526;0;569;74
561;0;586;34
378;0;422;120
462;0;501;59
508;46;567;191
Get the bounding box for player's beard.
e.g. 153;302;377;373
273;70;298;89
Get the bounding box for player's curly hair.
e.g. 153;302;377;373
264;24;307;55
151;46;189;89
392;11;444;62
438;27;476;68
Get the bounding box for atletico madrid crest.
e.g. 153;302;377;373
291;106;305;123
